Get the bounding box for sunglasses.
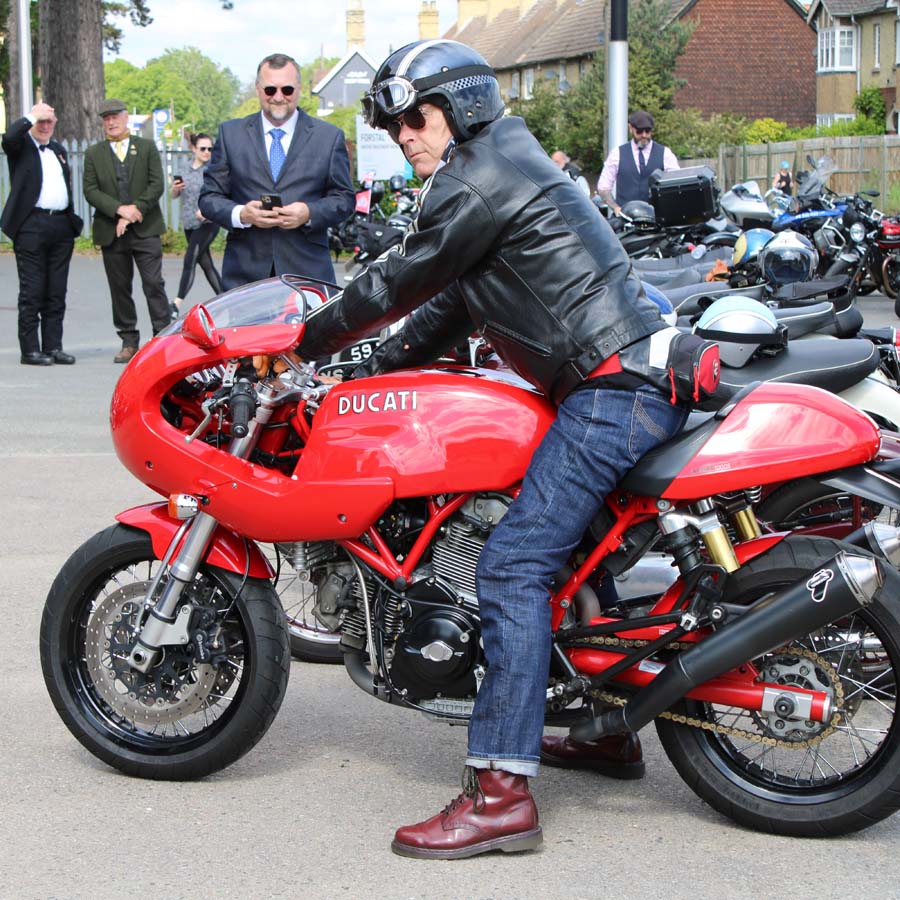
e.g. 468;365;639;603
632;127;652;135
385;106;429;142
262;84;296;97
197;146;212;152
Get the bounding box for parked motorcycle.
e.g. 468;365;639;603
40;276;900;837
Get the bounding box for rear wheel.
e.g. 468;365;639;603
40;524;291;779
656;536;900;835
757;477;897;538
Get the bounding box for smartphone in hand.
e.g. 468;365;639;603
173;175;184;184
260;194;283;210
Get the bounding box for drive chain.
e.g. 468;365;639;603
567;638;845;750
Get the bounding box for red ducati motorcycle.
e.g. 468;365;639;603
40;276;900;836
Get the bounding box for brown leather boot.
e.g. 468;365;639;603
540;733;645;779
391;767;543;859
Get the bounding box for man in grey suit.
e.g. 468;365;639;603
200;52;356;290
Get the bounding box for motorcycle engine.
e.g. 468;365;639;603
372;494;510;706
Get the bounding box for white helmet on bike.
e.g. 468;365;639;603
694;295;788;367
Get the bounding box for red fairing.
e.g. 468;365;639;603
111;330;553;541
295;369;555;497
116;504;274;578
663;383;881;499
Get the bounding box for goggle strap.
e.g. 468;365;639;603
413;64;495;92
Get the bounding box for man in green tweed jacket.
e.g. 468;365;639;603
83;98;172;363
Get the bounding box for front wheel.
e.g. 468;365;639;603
40;524;291;780
656;536;900;836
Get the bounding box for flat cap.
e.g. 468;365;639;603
628;110;654;130
98;98;127;117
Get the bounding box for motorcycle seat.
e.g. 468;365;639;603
665;281;762;316
631;246;732;271
770;302;835;339
771;276;849;303
716;338;879;395
638;268;707;289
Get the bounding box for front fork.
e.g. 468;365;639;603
126;377;284;673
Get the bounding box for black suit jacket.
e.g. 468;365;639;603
1;116;83;241
199;110;355;288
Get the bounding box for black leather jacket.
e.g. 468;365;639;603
299;116;665;403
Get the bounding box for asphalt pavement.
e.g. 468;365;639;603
1;253;899;900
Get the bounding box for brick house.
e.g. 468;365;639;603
670;0;817;127
807;0;900;130
443;1;816;126
443;0;604;102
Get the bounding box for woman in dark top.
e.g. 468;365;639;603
773;160;793;196
171;132;223;316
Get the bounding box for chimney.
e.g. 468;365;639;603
458;0;488;25
347;0;365;50
419;1;440;39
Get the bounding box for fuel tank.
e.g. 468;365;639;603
663;382;881;499
295;368;555;496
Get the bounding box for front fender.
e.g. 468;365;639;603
117;503;274;579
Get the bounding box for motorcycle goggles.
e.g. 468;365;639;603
362;65;495;129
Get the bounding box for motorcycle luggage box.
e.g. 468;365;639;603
650;166;718;227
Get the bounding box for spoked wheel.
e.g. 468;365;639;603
269;543;347;664
40;524;290;780
656;536;900;835
757;477;897;538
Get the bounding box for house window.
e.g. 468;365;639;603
818;25;856;71
875;23;881;68
523;67;535;100
509;71;521;100
896;20;900;64
817;112;856;128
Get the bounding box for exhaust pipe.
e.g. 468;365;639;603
842;523;900;567
570;551;882;742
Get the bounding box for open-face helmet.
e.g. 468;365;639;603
757;231;818;286
694;295;787;367
732;228;774;269
362;40;504;141
621;200;657;231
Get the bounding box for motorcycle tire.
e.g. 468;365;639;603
40;524;291;780
757;477;893;536
656;535;900;836
881;256;900;301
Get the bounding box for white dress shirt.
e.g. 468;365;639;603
30;133;69;211
596;139;680;198
231;110;300;229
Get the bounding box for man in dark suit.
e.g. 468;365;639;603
200;53;355;290
1;101;83;365
83;98;171;363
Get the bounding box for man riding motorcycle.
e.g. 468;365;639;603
291;39;689;860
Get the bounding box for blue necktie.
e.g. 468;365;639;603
269;128;286;181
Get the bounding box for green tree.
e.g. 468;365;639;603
743;117;788;146
853;85;886;125
149;46;240;131
508;77;562;154
626;0;694;115
557;0;694;171
103;57;198;123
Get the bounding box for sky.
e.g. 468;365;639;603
105;0;460;87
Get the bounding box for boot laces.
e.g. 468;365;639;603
442;766;486;816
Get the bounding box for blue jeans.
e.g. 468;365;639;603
466;385;688;776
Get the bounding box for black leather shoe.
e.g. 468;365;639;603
21;352;53;366
48;350;76;365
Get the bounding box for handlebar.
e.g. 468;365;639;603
229;380;257;438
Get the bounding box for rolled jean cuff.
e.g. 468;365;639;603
466;755;540;778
